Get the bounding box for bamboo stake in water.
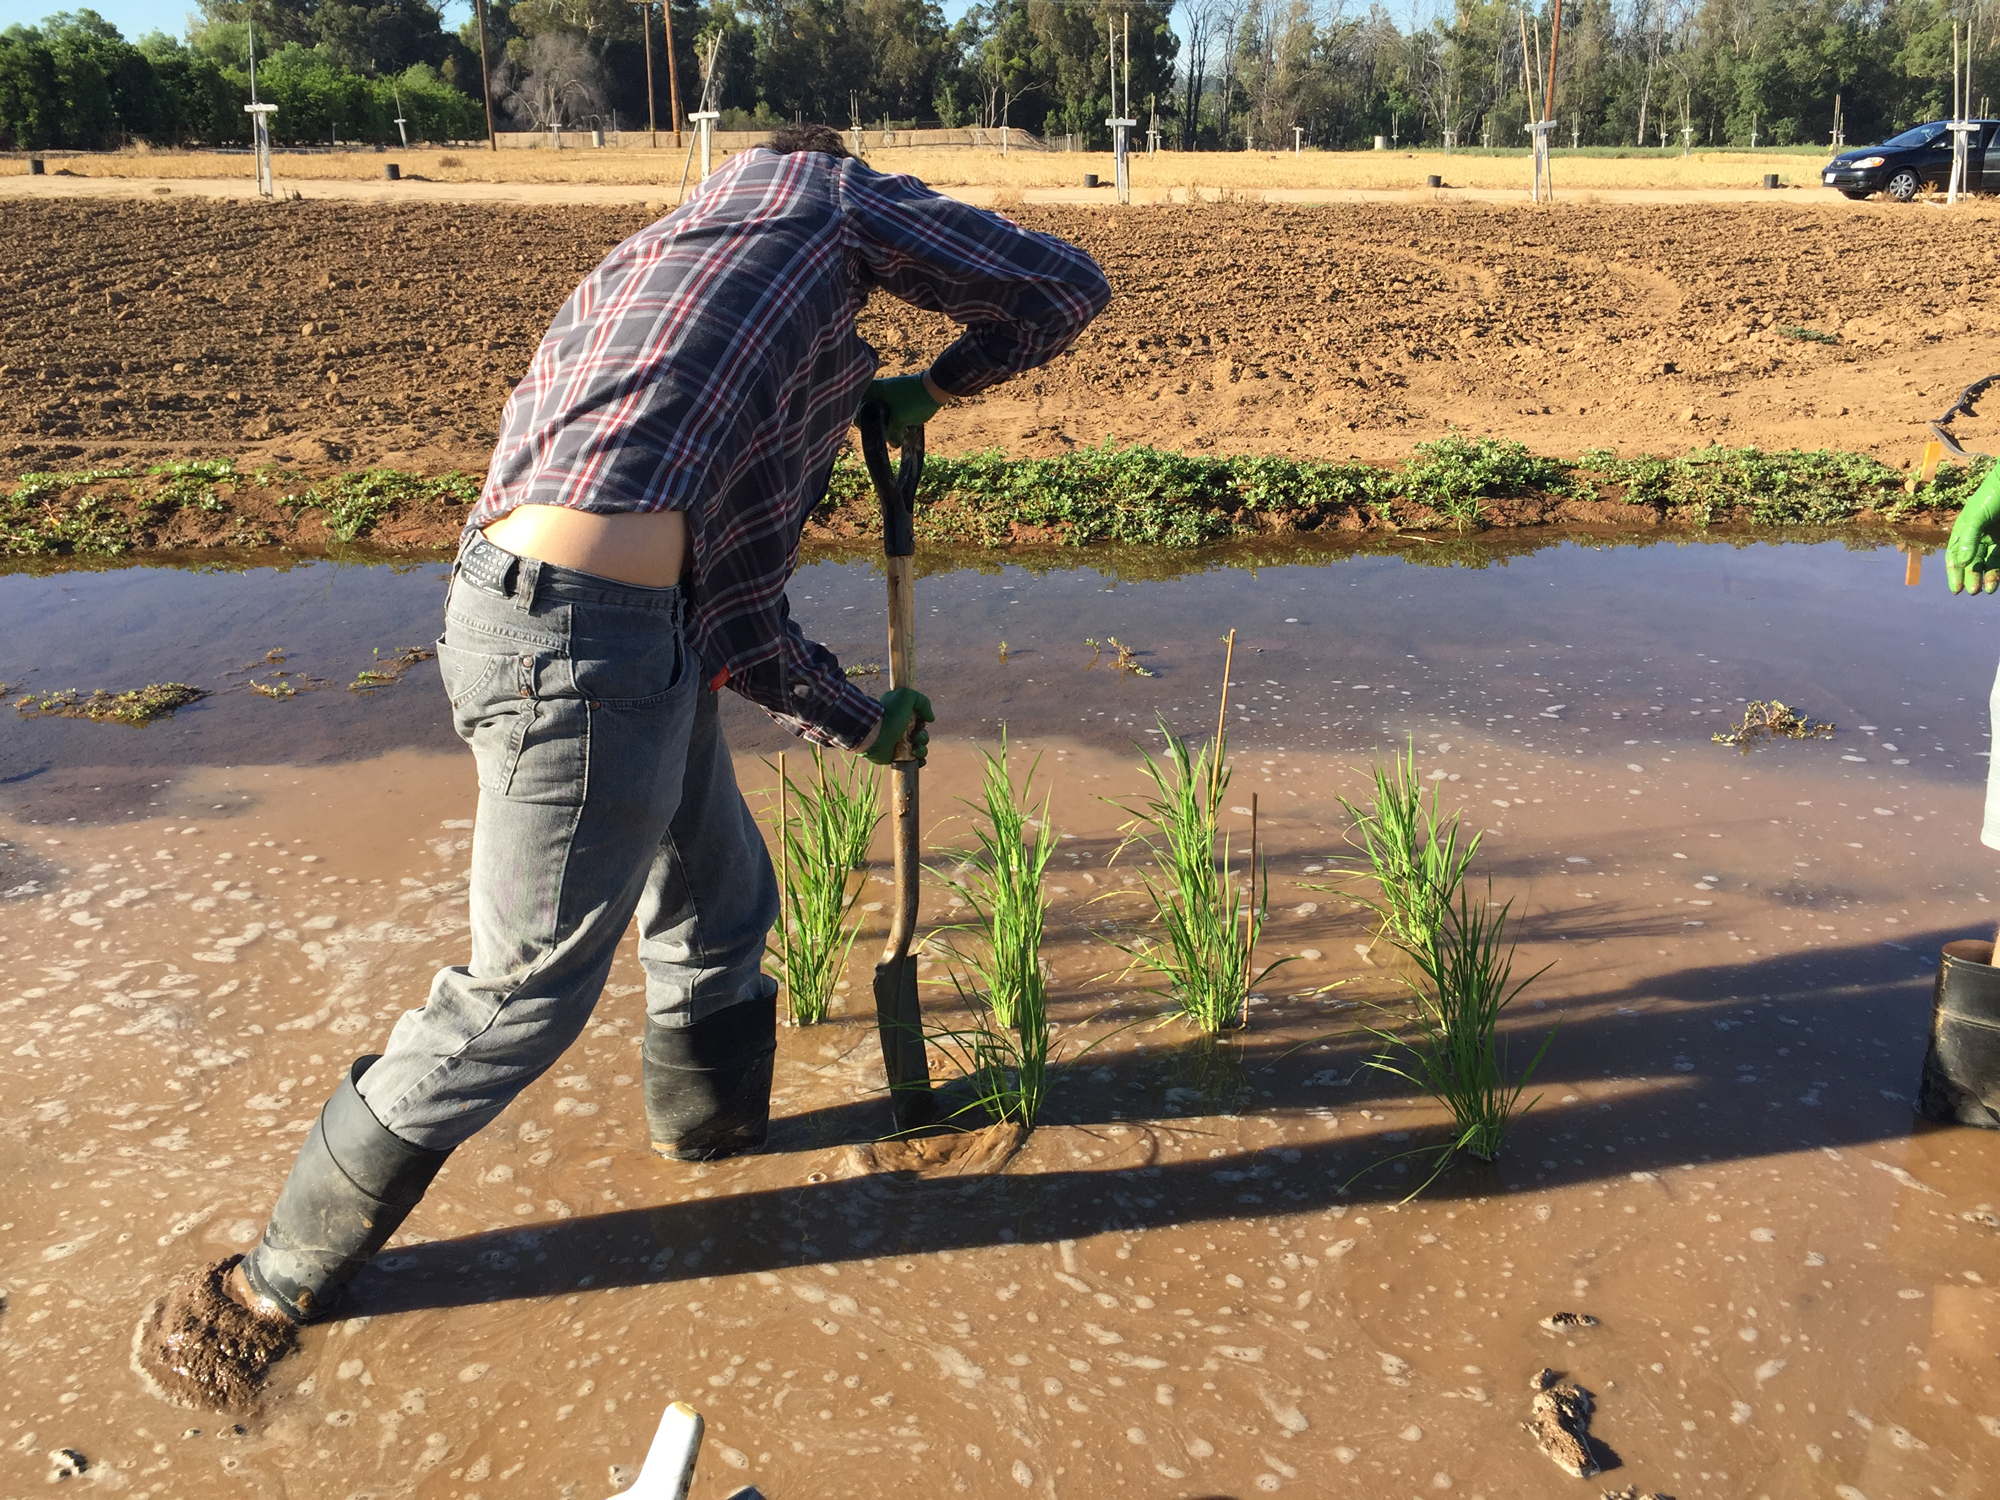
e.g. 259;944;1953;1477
777;751;791;1015
1211;628;1236;809
1246;791;1259;979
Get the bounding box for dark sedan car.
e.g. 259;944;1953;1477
1822;119;2000;201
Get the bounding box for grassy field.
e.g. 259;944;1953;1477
5;142;1842;194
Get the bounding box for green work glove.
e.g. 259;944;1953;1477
1946;462;2000;594
865;687;934;766
864;373;941;449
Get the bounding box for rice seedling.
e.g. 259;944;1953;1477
817;751;882;871
765;749;879;1026
1360;882;1554;1188
928;740;1058;1127
1106;633;1286;1033
1337;739;1482;958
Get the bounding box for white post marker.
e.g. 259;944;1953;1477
1292;125;1303;156
1526;117;1556;202
692;110;720;178
1107;117;1136;203
1949;120;1979;204
393;89;409;148
245;103;277;198
1949;21;1978;205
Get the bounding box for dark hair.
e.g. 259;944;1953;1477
766;124;851;159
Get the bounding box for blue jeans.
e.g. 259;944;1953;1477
356;534;779;1151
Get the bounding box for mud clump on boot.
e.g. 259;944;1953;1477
1525;1366;1601;1478
133;1257;296;1413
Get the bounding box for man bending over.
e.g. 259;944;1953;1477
138;123;1108;1410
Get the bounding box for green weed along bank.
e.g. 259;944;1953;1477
0;438;1979;563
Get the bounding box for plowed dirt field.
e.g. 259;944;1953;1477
5;195;2000;478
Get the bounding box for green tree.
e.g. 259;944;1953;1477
0;26;60;149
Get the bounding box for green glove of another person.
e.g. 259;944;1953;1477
864;374;941;449
1946;461;2000;595
864;687;934;767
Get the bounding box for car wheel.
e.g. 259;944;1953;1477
1887;168;1922;202
1840;189;1871;200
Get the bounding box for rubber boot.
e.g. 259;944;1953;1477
237;1056;452;1323
1918;941;2000;1130
643;998;777;1161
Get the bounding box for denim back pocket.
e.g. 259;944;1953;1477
437;639;538;797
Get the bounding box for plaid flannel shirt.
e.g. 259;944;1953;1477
472;147;1110;748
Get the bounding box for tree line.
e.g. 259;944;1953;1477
1218;0;1994;154
0;0;1991;154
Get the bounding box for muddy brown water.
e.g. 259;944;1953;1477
4;535;2000;1498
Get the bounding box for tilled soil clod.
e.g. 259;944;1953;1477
1526;1366;1602;1478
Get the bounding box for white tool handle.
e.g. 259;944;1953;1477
613;1402;704;1500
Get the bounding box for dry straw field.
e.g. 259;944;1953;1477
5;142;1834;197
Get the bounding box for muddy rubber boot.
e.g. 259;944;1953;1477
1918;941;2000;1129
236;1056;452;1323
643;998;777;1161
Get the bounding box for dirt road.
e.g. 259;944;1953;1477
5;194;1999;482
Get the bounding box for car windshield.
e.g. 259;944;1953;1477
1880;123;1948;149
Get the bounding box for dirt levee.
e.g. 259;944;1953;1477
5;197;1998;478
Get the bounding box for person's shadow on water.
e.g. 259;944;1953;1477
355;932;1949;1317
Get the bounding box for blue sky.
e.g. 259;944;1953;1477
0;2;200;38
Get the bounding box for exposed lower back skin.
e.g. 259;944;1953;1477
480;506;691;589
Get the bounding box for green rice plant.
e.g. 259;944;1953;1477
1361;883;1554;1187
820;754;882;871
937;739;1055;1031
1108;709;1286;1035
765;749;876;1026
1337;739;1482;958
928;743;1059;1126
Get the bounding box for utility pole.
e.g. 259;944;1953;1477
662;1;683;149
472;0;497;149
634;1;657;145
631;1;683;147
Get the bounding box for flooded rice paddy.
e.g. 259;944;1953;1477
4;535;1999;1499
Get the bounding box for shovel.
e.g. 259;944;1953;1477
856;402;936;1135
